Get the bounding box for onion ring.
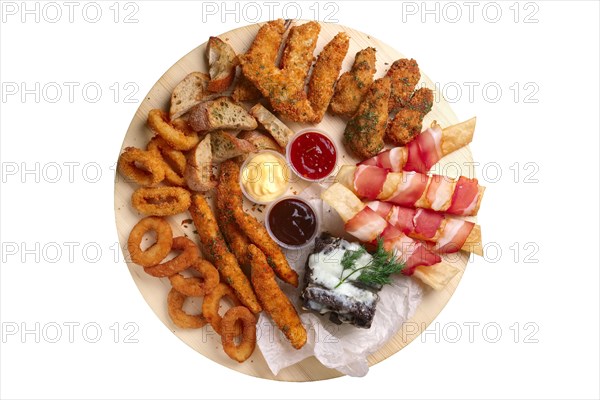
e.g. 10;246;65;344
221;306;257;363
169;258;219;297
117;147;165;187
131;186;191;216
147;136;186;186
167;288;206;329
147;109;199;151
144;236;199;277
127;216;173;267
202;282;242;335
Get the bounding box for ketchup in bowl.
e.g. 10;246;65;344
287;130;337;181
266;197;318;249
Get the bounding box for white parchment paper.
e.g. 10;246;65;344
257;184;423;377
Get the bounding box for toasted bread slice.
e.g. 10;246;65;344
184;134;216;192
249;103;294;148
207;36;238;93
169;72;211;120
188;97;258;132
211;131;257;163
237;130;284;154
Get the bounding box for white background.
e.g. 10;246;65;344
1;1;598;399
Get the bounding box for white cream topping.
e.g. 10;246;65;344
308;242;377;304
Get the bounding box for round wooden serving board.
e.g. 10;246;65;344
114;21;475;381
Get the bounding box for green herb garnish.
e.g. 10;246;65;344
335;237;404;288
341;245;366;271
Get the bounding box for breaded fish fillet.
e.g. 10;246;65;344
189;194;261;314
248;245;306;349
385;87;433;145
218;160;299;287
330;47;377;117
307;32;350;122
387;58;421;113
344;77;391;159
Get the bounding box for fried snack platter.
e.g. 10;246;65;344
114;21;475;381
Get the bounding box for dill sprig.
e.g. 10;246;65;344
335;237;404;288
341;245;366;271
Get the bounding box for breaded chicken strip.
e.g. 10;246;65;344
330;47;377;117
218;161;299;287
280;21;321;87
239;20;317;122
239;20;349;122
407;86;433;115
189;194;261;314
307;32;350;122
248;245;306;350
387;58;421;113
232;75;261;102
216;166;251;273
344;77;391;159
386;87;433;145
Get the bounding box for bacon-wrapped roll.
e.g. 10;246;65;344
366;201;482;256
360;117;476;173
337;165;485;217
322;183;461;290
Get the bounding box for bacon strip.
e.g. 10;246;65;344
405;126;443;172
342;166;484;216
387;205;416;234
446;176;481;215
345;206;387;243
413;209;444;240
344;206;441;276
434;218;475;253
359;118;476;173
384;171;429;207
366;201;477;254
322;183;460;288
354;165;388;199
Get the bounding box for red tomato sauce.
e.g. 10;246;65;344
289;132;336;180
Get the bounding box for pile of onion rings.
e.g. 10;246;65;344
202;283;243;335
147;136;186;186
127;216;173;267
221;306;257;363
167;288;206;329
169;258;219;297
147;109;199;151
118;147;165;187
132;187;191;216
144;236;199;277
120;106;258;364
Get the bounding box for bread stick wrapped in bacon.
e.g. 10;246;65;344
337;165;485;217
322;183;461;290
360;117;476;173
365;201;483;256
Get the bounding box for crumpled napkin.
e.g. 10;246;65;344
256;183;423;377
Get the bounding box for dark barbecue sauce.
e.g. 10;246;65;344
267;198;317;247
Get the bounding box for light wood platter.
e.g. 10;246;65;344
114;20;475;381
